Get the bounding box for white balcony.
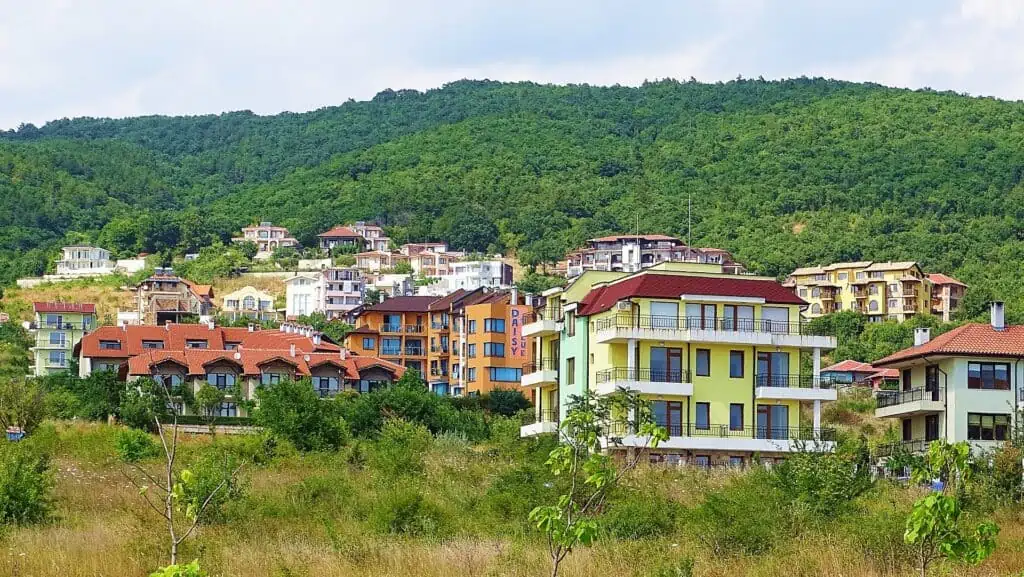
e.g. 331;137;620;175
520;421;559;437
754;375;838;401
603;424;836;454
594;368;693;397
875;388;945;419
593;315;836;349
521;360;559;388
523;318;560;337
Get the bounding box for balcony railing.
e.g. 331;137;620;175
431;322;450;330
592;314;827;336
405;325;425;333
595;367;692;384
429;368;449;377
522;409;559;426
381;324;403;334
430;344;450;353
877;387;942;408
405;346;425;356
316;388;341;398
381;347;402;356
608;422;837;441
526;304;564;323
524;358;559;374
29;322;89;331
755;374;835;389
873;439;932;457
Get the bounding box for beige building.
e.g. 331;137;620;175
221;286;278;322
786;261;959;322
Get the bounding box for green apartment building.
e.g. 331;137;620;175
30;302;96;376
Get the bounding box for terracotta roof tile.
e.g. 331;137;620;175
927;273;967;286
577;272;805;316
79;324;339;358
364;296;439;312
318;226;362;238
34;302;96;314
126;348;403;380
874;323;1024;366
821;360;877;373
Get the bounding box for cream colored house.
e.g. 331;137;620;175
221;286;278;322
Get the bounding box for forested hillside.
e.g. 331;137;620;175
3;78;1024;319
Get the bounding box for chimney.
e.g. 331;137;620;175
248;323;256;332
991;301;1005;331
511;287;519;305
165;320;172;332
313;334;321;346
914;327;931;346
340;349;348;360
207;318;216;330
279;324;286;332
290;344;296;357
379;292;386;304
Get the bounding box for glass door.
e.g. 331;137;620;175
756;404;789;439
757;352;790;387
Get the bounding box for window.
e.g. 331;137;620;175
652;400;684;436
693;455;711;468
468;320;477;333
483;342;505;357
207;372;236;390
48;351;67;367
185;340;208;349
967;362;1010;390
729;456;745;468
902;368;912;391
95;361;120;372
566;311;575;337
261;373;285;386
156;374;183;388
567;358;575;386
695;402;710;430
362;337;376;350
142;340;164;349
226;299;239;309
49;331;66;346
225;342;240;351
99;340;122;350
313;376;340;397
925;414;940;441
811;287;820;297
868;300;879;311
729;403;744;431
484;318;505;333
729;351;744;378
243;296;256;309
967;413;1010;441
902;418;913;442
888;299;898;309
210;402;237;418
467;343;477;357
838;272;848;280
810;303;821;314
488;367;522;382
798;289;807;297
46;314;64;328
695;349;710;377
467;368;477;382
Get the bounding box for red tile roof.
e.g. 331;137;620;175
364;296;439;313
78;324;340;358
590;234;682;243
34;302;96;314
821;360;877;373
927;273;966;286
318;226;362;238
126;349;403;380
870;368;899;379
577;273;806;316
874;323;1024;366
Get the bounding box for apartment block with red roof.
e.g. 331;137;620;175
872;302;1024;457
76;322;404;418
29;302;96;377
928;273;967;322
528;261;837;466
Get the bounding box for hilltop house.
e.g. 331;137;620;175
565;234;746;278
232;222;300;259
55;246;116;277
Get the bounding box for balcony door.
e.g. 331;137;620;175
684;303;716;330
925;365;940;401
650;301;678;329
925;415;939;441
756;404;789;439
649;347;683;383
652;400;684;436
761;306;790;333
757;352;790;387
723;305;755;331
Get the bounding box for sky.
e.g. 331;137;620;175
2;0;1024;129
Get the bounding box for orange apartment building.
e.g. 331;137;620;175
345;288;532;396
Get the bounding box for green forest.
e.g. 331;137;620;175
3;78;1024;320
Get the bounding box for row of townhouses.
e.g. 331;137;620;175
564;234;746;278
785;261;966;322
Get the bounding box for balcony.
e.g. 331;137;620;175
755;374;838;401
431;322;450;331
520;409;559;437
381;347;402;356
594;367;693;397
873;439;932;458
33;339;70;350
380;324;403;334
875;387;944;419
593;314;836;349
522;358;559;388
404;346;425;357
523;306;563;338
429;367;449;378
604;422;837;453
405;325;425;334
430;344;450;354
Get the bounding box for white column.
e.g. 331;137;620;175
813;347;822;432
627;338;637;374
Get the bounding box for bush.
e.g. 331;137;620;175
369;419;432;479
603;490;680;540
485;389;531;417
119;378;169;431
0;444;53;525
0;378;47;434
149;560;208;577
771;448;872;522
840;507;914;574
689;470;791;555
648;559;694;577
482;461;559;525
254;379;348;452
178;449;248;523
115;428;161;463
371;488;447;536
341;377;488;440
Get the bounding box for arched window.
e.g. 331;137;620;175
811;303;821;314
243;296;256;310
868;301;879;312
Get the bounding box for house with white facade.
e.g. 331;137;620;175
284;268;366;319
221;286;278;322
368;273;414;297
55;246;116;277
873;302;1024;457
284;273;322;318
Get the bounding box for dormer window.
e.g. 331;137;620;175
99;340;122;350
185;340;208;349
142;340;165;349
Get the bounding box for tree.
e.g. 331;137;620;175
194;383;225;434
486;388;531;417
364;288;382;305
253;378;347;452
516;273;567;296
0;378;47;435
389;261;413;275
904;441;999;577
529;390;667;577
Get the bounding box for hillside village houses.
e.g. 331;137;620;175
13;246;150;287
232;222;300;259
283;267;365;320
415;259;514;296
871;302;1024;457
565;234;747;278
785;261;964;322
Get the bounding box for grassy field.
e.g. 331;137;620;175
2;421;1023;577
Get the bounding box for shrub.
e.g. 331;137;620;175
341;378;488;440
0;444;53;525
254;379;348;451
485;388;531;417
0;378;47;434
119;378;170;431
603;490;680;540
369;419;431;479
771;448;872;522
482;461;559;525
115;428;161;463
648;558;694;577
840;507;914;574
178;450;248;523
149;560;208;577
371;488;447;536
688;470;791;555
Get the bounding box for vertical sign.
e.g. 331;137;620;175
509;305;529;358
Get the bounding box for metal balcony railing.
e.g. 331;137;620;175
381;324;403;334
381;347;402;356
521;409;559;426
524;358;559;374
405;325;424;334
607;422;837;441
873;439;932;457
595;367;692;384
592;314;827;336
430;344;450;353
755;374;836;389
404;347;425;356
876;387;942;408
431;322;450;330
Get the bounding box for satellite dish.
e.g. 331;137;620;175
304;354;310;362
233;352;241;360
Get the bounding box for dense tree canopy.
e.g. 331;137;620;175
3;78;1024;318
